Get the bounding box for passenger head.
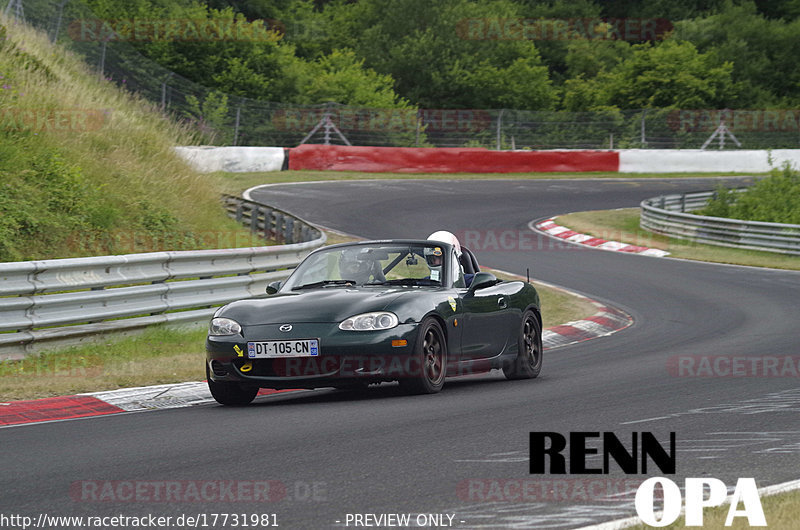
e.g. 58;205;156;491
339;248;372;283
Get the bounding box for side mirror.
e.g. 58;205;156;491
468;272;498;292
266;281;282;295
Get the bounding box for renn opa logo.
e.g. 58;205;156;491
529;432;766;527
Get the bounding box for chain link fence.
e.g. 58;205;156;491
10;0;800;150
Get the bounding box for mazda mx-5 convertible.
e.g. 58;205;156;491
205;237;542;405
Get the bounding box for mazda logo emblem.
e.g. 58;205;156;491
279;324;293;332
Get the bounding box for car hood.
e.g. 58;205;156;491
216;287;411;325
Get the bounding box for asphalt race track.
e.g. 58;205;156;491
4;177;800;529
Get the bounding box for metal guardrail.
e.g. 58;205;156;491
0;196;326;360
640;190;800;255
221;194;321;244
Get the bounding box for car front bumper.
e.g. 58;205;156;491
206;322;420;389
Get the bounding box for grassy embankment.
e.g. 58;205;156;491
0;16;267;397
0;18;260;262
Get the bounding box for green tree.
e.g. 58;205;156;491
314;0;558;109
513;0;604;85
753;0;800;19
294;49;410;108
83;0;407;107
565;39;737;109
595;0;728;19
185;91;230;144
676;2;800;106
565;37;633;80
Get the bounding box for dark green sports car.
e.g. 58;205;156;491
205;239;542;405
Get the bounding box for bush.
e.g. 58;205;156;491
701;164;800;224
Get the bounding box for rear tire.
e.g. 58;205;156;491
399;318;447;394
503;310;542;380
206;364;259;406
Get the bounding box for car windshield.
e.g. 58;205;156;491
283;243;449;290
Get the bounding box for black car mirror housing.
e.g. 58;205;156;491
266;280;282;295
468;272;499;292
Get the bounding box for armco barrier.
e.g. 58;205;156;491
175;146;287;173
619;149;800;173
0;197;325;360
174;146;800;174
640;190;800;255
221;194;320;244
287;145;619;173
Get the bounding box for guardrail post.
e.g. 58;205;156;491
680;193;686;213
285;218;295;244
250;205;260;233
263;208;273;239
274;212;285;242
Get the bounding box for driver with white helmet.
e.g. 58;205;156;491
426;230;472;287
427;230;461;257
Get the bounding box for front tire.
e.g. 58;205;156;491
206;364;259;406
503;310;542;380
399;317;447;394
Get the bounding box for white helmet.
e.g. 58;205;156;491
427;230;461;257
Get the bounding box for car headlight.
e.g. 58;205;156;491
209;317;242;336
339;312;399;331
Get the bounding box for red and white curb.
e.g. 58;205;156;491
533;217;669;257
482;271;633;351
542;296;633;350
1;283;632;427
0;385;298;428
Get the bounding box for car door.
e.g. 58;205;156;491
458;280;517;361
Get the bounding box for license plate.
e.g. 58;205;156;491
247;339;319;358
